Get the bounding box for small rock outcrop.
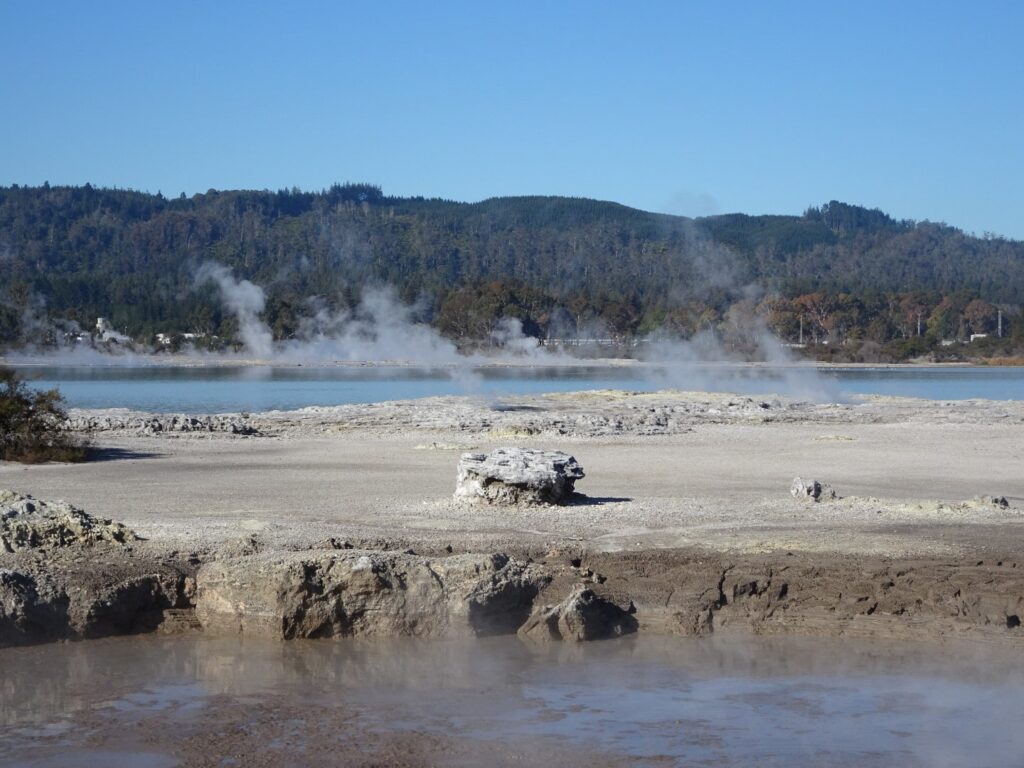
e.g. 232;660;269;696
790;477;837;503
0;489;137;552
974;495;1010;509
455;448;584;505
0;492;190;647
195;550;551;639
519;586;638;642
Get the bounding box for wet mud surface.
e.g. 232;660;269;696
3;635;1024;767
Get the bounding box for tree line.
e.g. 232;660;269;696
0;184;1022;360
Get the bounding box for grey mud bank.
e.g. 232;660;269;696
3;389;1024;648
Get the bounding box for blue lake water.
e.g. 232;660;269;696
13;364;1024;413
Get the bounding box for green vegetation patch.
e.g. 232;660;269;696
0;368;89;464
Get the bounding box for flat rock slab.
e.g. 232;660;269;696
455;448;584;505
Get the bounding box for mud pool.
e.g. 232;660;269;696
2;635;1022;767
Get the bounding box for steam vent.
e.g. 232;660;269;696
455;448;585;505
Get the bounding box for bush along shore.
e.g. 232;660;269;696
0;367;88;464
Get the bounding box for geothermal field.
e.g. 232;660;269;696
2;375;1024;765
5;2;1023;764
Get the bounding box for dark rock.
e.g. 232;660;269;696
518;587;638;642
790;477;837;502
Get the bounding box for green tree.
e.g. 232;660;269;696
0;368;88;463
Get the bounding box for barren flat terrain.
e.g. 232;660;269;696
5;390;1022;557
3;389;1024;649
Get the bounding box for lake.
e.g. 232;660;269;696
1;634;1021;767
11;363;1024;413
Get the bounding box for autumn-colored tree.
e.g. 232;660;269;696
962;299;996;335
792;292;835;344
823;293;865;344
761;296;800;342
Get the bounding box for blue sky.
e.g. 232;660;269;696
2;1;1022;238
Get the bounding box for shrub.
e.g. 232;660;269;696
0;367;88;463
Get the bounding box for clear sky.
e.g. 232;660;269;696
2;1;1022;238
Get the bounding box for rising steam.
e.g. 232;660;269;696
2;261;838;402
194;263;274;359
191;263;555;368
280;288;463;364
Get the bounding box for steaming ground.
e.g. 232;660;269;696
11;262;829;389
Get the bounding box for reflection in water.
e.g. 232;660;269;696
2;635;1023;767
12;364;1024;412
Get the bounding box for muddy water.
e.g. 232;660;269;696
1;635;1022;767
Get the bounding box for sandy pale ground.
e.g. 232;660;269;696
3;391;1023;558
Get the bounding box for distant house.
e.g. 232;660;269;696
95;317;130;344
970;333;989;342
156;331;204;346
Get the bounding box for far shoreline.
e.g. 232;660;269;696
2;353;1020;370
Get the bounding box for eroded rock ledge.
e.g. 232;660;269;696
195;551;552;639
2;490;1023;649
63;391;1024;442
0;490;195;647
67;413;259;436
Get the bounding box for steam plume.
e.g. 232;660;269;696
195;263;274;358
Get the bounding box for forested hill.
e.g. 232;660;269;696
1;183;1022;353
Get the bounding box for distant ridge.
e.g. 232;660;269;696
0;183;1021;354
